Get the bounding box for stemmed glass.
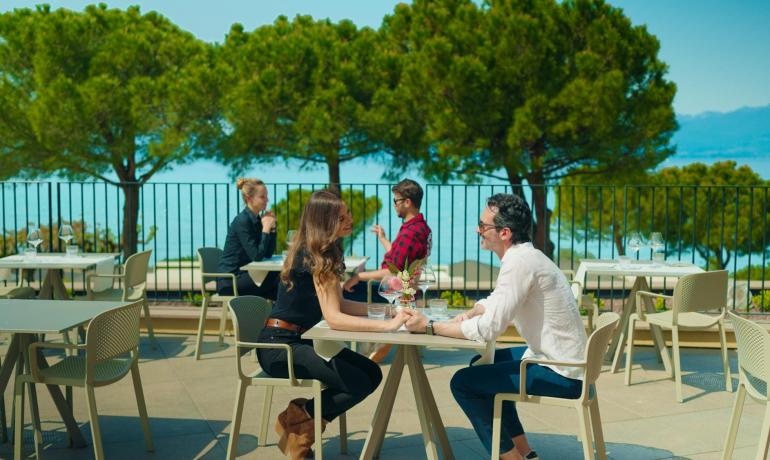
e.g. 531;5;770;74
59;224;74;253
416;265;436;308
626;232;643;259
378;274;400;314
27;227;43;257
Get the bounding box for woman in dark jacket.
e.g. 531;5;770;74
217;177;279;300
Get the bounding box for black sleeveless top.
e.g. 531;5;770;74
268;249;323;330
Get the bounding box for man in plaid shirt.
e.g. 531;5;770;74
344;179;432;360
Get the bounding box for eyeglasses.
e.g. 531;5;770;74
477;220;498;232
393;198;407;206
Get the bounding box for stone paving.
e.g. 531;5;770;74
0;334;763;459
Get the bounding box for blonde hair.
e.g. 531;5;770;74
236;178;265;204
281;190;346;290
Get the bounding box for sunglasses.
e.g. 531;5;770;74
393;198;407;205
477;220;498;232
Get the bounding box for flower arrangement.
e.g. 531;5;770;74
385;258;424;304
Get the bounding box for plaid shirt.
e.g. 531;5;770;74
381;213;432;270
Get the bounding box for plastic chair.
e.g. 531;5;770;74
490;312;620;460
0;355;6;443
0;268;35;299
722;312;770;460
624;270;731;402
13;300;153;460
84;250;155;343
225;296;347;460
194;247;239;360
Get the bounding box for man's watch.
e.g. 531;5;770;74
426;320;435;336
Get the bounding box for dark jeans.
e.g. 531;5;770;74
256;327;382;421
450;346;582;455
217;271;279;301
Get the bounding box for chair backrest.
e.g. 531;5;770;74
123;250;152;289
228;295;272;363
673;270;728;319
85;300;143;380
197;247;223;293
728;311;770;401
582;312;620;394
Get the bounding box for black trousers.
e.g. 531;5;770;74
217;271;279;301
256;327;383;421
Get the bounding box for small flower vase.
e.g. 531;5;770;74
396;297;416;311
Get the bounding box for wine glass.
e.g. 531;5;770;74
626;232;643;259
59;224;74;248
416;265;436;308
650;232;665;264
27;227;43;254
378;274;400;313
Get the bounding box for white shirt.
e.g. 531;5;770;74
460;243;588;380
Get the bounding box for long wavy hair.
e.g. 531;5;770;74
281;190;346;289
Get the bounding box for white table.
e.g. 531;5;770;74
0;253;119;300
241;255;369;286
304;322;492;460
0;299;130;447
575;259;704;373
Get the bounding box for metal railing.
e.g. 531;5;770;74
1;181;768;313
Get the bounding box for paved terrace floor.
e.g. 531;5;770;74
0;334;763;460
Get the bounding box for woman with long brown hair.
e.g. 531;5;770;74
257;190;409;459
217;178;279;300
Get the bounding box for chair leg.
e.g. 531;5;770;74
194;295;210;360
85;385;105;460
13;378;25;460
588;398;606;460
227;379;249;460
0;360;7;443
142;299;157;348
624;314;636;386
721;383;746;460
339;412;348;455
258;386;273;447
755;402;770;460
718;320;733;392
314;382;323;460
491;395;503;460
576;404;595;460
218;301;228;347
130;363;154;451
672;326;683;403
27;381;43;459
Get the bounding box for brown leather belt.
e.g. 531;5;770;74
264;318;308;334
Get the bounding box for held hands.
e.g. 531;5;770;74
261;210;276;232
404;310;429;333
386;309;412;332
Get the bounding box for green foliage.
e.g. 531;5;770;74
0;4;218;255
379;0;677;256
440;290;473;308
272;188;382;251
557;161;770;268
218;16;388;185
752;290;770;312
184;292;204;307
735;264;770;280
655;296;668;311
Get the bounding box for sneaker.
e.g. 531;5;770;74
524;451;539;460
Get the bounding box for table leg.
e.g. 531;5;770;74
360;346;405;460
49;270;69;300
0;336;20;444
405;345;440;460
406;346;454;460
638;283;673;375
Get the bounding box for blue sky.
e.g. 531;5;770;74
2;0;769;115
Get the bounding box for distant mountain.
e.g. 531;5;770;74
672;104;770;159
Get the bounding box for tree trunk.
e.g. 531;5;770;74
120;182;141;257
529;181;555;258
327;156;341;192
614;230;625;256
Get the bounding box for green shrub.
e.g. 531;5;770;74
655;296;667;311
753;290;770;312
440;290;474;308
184;292;204;307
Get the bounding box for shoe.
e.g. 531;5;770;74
275;398;327;460
524;450;539;460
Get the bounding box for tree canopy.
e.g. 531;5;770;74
379;0;677;256
0;4;218;255
216;15;391;187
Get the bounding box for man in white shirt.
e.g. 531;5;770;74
405;193;587;460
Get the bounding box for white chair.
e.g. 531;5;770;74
85;250;155;343
225;296;347;460
722;311;770;460
625;270;731;402
0;268;35;299
13;300;152;460
194;247;239;359
491;312;620;460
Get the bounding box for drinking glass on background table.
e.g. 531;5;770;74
650;232;665;264
416;265;436;308
26;227;43;258
378;274;400;314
